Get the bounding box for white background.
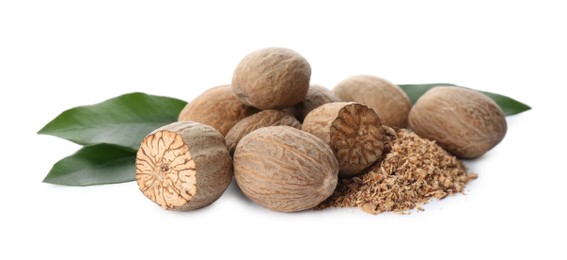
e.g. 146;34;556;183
1;1;565;259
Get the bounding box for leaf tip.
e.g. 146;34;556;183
37;126;48;135
42;174;55;184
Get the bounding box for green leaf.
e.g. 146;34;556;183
479;90;532;116
43;144;136;186
398;83;457;104
38;92;187;150
398;83;531;116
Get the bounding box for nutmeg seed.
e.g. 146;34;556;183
233;126;339;212
333;75;411;128
225;109;302;155
232;47;311;109
178;85;258;136
136;121;232;211
302;102;384;176
408;86;507;158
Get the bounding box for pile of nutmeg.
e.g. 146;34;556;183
135;47;506;212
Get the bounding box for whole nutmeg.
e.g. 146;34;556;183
136;121;232;211
178;85;257;136
302;102;384;176
333;75;411;128
232;47;311;109
288;84;341;122
409;86;507;158
233;126;339;212
225;110;301;155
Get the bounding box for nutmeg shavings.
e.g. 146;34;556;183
317;126;478;214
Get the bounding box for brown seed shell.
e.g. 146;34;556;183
333;75;411;128
136;121;232;211
302;102;384;176
409;86;507;158
225;110;301;155
232;47;311;109
178;85;258;136
233;126;339;212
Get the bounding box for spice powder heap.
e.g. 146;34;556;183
317;126;478;214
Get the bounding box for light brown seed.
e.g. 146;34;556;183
136;121;232;211
409;86;507;158
233;126;339;212
225;110;301;155
178;85;257;136
302;102;384;176
232;47;311;109
333;75;411;128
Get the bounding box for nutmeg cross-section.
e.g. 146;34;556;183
136;130;197;210
302;102;384;176
136;121;232;211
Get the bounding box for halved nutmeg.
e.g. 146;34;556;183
302;102;384;176
136;121;232;211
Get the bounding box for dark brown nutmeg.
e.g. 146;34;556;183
302;102;384;176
